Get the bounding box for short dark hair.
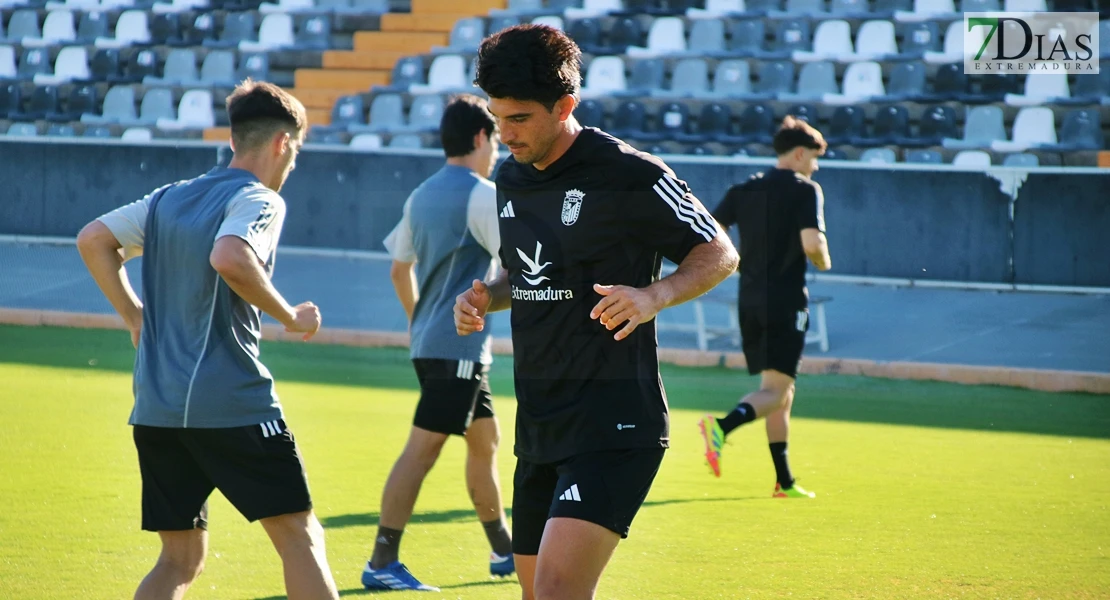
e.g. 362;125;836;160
474;24;581;110
772;115;827;156
226;79;307;151
440;94;497;158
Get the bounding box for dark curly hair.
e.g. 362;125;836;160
473;24;582;110
772;115;827;156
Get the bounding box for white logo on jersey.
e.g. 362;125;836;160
561;189;584;226
517;241;551;286
500;201;515;218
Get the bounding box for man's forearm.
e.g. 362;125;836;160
77;224;143;330
390;264;418;322
217;257;297;327
807;236;832;271
648;238;738;311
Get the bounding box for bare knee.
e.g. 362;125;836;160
465;418;500;459
262;511;327;558
533;568;573;600
157;531;206;583
401;433;447;472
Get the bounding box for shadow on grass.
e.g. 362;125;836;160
642;496;765;509
321;508;513;529
4;324;1109;440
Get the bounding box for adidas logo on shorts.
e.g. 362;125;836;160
558;484;582;502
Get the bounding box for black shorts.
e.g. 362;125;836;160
133;420;312;532
511;448;665;556
740;306;809;379
412;359;494;436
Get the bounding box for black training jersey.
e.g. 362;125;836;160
495;127;719;464
712;168;825;311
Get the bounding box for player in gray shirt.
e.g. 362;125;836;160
360;95;509;592
76;80;339;600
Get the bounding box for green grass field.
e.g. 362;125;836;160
1;324;1108;599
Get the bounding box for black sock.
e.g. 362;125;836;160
718;402;757;435
769;442;794;489
370;526;404;569
481;518;513;557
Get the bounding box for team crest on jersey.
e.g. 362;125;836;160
561;189;584;226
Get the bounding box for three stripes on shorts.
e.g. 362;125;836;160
456;360;477;380
259;420;283;438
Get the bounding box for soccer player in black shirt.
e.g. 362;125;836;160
697;116;832;499
453;24;739;600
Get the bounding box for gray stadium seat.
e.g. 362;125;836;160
18;48;51;80
208;12;256;48
783;0;824;13
387;56;425;91
349;133;382;149
388;133;423;149
943;106;1006;150
445;17;484;52
404;95;445;133
1041;109;1104;152
296;16;331;51
132;87;175;126
899;21;939;56
1002;153;1038;167
46;123;76;136
859;148;896;164
754;61;794;97
7;122;39;137
144;48;198;85
627;58;665;94
82;85;136;124
962;0;1000;9
200;50;236;86
664;58;709;97
83;125;114;137
904;149;942;164
783;61;836;100
239;53;270;82
346;0;390;12
830;0;869;14
488;16;520;35
94;10;150;49
883;62;925;101
76;11;109;43
711;59;751;97
687;19;725;55
3;10;40;43
727;19;764;56
316;0;352;10
364;93;403;132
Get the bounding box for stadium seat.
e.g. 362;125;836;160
735;102;773;144
410;55;468;94
763;18;810;59
686;0;746;18
152;0;207;14
344;0;389;12
239;52;270;82
145;48;198;85
121;126;153;141
899;104;956;147
825;105;864;145
904;149;942;163
952;150;991;168
0;46;15;79
15;85;59;120
781;0;824;14
881;61;926;102
943;105;1005;149
565;0;621;17
361;93;403;132
3;10;40;43
654;102;690;140
82;85;136;123
894;0;957;21
1004;73;1072;107
297;15;331;50
199;50;236;86
710;59;751;97
824;61;883;104
628;58;665;94
575;99;604;128
605;18;643;54
822;148;848;160
208;12;257;48
924;21;977;64
46;123;76;136
328;95;364;131
610;100;649;140
259;0;314;12
348;133;382;149
489;15;522;36
782;61;836;100
531;16;563;31
783;103;817;123
18;48;51;81
493;0;542;13
384;56;425;91
681;102;731;143
793;19;852;62
1002;153;1038;167
439;17;484;53
240;13;293;51
1072;69;1110;105
7;122;39;136
566;18;602;53
130;87;175;126
664;58;709;97
688;19;725;55
76;11;109;43
829;0;870;16
582;55;628;97
158;89;215;130
0;82;20;118
54;84;98;121
627;17;685;57
855;104;909;146
727;19;764;57
1040;109;1104;152
849;20;898;61
899;21;939;57
83;125;114;137
962;0;1001;10
405;94;445;133
754;61;794;98
95;10;151;48
388;133;423;149
859;148;896;163
88;48;122;82
22;10;76;48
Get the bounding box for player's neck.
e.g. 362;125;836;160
228;155;277;190
445;156;475;172
774;158;796;173
532;119;583;171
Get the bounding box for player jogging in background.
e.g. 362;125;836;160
455;24;739;600
75;80;340;600
361;94;512;592
698;116;833;500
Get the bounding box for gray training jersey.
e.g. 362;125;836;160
384;164;500;365
98;167;287;428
